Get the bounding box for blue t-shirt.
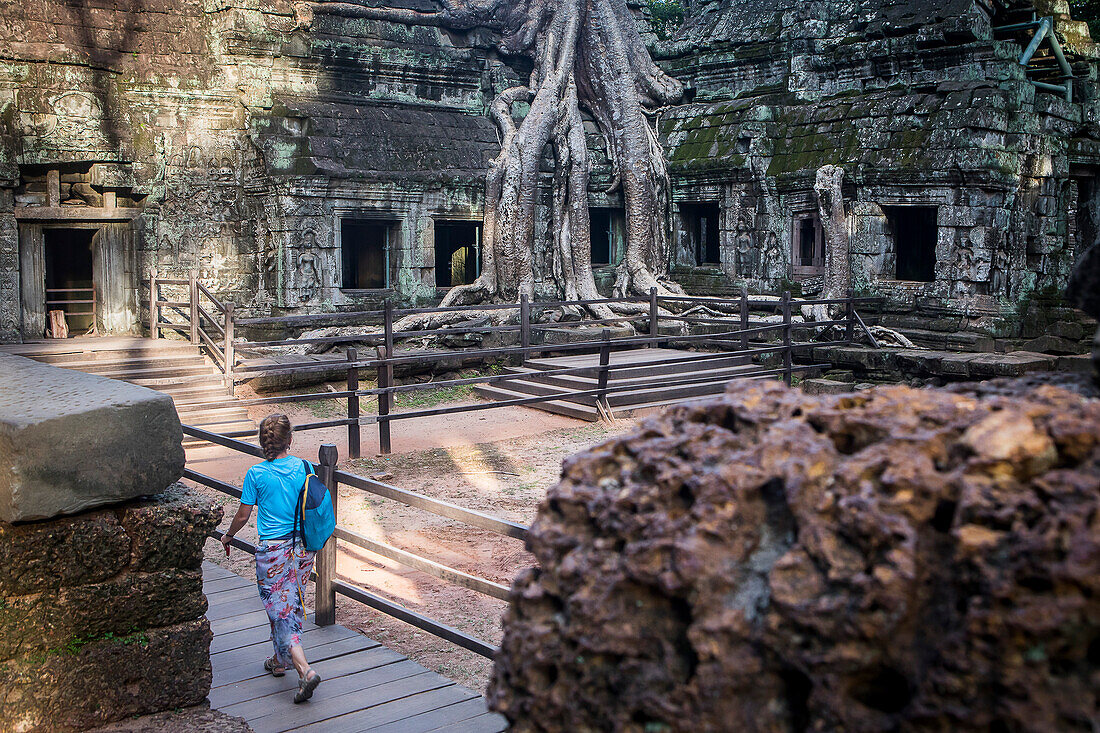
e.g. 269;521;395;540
241;456;309;541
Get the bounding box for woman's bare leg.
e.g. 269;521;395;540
290;645;314;680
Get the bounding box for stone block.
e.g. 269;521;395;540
967;351;1056;378
120;485;222;572
0;355;185;522
0;568;206;661
801;378;852;395
0;618;212;733
1019;334;1082;355
0;510;130;595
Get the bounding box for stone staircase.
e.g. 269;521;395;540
0;336;254;440
474;347;765;421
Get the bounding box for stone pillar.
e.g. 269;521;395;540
0;355;222;732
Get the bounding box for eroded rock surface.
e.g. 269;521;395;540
489;380;1100;732
0;485;222;732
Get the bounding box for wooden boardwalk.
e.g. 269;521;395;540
202;562;506;733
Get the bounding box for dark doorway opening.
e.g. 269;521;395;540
884;206;938;282
434;221;481;288
44;228;95;335
590;207;625;265
681;203;720;265
341;220;390;289
792;213;825;275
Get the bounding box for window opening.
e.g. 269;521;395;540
434;221;481;288
883;206;937;282
44;228;95;334
590;207;625;265
791;213;825;276
341;220;390;289
681;203;720;265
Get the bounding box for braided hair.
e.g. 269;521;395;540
258;414;293;461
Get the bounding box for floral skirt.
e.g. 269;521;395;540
255;539;316;667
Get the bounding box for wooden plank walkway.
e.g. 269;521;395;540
202;562;506;733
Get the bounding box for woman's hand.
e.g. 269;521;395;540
221;503;254;559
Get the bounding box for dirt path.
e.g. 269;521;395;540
194;389;634;691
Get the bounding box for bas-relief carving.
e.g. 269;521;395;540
295;229;322;304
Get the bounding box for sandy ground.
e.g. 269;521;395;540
194;385;634;692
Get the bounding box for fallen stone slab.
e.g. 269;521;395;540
801;378;852;395
967;351;1056;377
0;354;185;522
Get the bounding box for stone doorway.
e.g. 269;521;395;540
44;228;96;335
18;222;138;340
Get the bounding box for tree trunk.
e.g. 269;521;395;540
300;0;684;326
812;165;849;322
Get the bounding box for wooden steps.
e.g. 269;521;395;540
0;336;254;440
474;347;767;419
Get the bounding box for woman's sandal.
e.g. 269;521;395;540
294;671;321;703
263;656;286;678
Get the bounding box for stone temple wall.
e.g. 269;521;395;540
1;0;1099;342
658;0;1100;335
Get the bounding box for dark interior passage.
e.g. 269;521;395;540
590;208;625;265
884;206;938;282
44;228;95;334
434;221;480;288
681;203;720;265
342;220;389;289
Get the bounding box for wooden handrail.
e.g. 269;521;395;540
182;432;514;655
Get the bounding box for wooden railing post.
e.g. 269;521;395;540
381;299;394;455
148;272;158;340
314;443;339;627
740;286;749;349
520;293;530;354
376;346;392;455
346;348;360;460
649;287;658;342
223;302;235;393
383;298;394;357
597;328;611;411
845;287;855;345
781;290;793;387
189;270;199;345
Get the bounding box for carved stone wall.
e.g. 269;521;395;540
658;0;1100;335
1;0;1098;341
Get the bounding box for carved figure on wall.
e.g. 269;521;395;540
761;231;781;280
734;212;755;276
297;229;321;303
298;251;321;303
734;231;755;277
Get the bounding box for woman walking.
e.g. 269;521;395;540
221;414;322;703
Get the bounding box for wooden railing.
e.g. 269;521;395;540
148;272;234;388
184;425;523;658
215;290;881;456
45;286;97;335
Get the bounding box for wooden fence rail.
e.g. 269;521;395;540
153;279;882;453
182;425;520;658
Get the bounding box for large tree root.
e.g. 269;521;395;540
302;0;684;325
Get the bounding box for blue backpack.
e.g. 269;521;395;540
293;461;336;552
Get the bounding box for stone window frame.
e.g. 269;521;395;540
335;213;400;292
680;201;722;267
791;211;825;276
432;217;483;291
